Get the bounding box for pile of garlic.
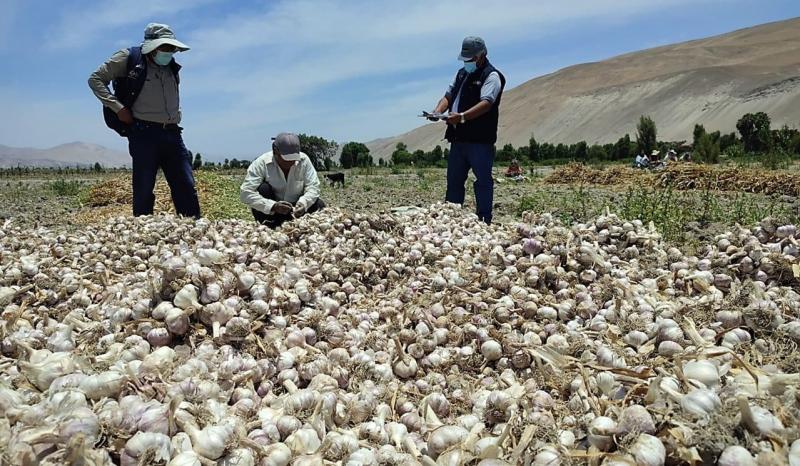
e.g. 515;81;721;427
0;205;798;465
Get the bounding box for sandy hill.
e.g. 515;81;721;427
0;142;129;168
367;18;800;160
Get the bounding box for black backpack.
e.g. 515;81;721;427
102;46;181;137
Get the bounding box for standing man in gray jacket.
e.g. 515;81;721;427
89;23;200;217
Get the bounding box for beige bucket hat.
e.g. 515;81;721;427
141;23;190;54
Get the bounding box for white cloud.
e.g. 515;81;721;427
173;0;706;155
46;0;222;50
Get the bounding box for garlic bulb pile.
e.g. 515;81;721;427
0;205;798;465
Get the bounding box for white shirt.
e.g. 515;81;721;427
447;71;502;112
239;150;320;215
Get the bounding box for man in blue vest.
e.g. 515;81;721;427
430;36;506;224
89;23;200;217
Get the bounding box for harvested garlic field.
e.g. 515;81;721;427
0;169;800;465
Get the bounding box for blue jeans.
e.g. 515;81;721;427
127;121;200;217
445;142;494;223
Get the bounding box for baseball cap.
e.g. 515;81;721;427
458;36;486;61
272;133;302;161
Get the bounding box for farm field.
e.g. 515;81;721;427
2;165;799;247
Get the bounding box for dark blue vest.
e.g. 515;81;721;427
102;46;181;137
445;60;505;144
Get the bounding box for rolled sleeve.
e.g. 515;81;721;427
88;49;130;113
480;72;502;103
296;160;320;210
239;159;274;215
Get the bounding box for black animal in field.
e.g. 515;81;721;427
324;172;345;187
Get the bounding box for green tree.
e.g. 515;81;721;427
298;134;338;169
555;143;569;159
719;132;738;153
496;144;515;162
430;145;443;164
391;142;413;166
636;115;657;155
693;124;706;147
588;144;607;160
192;153;203;170
791;133;800;155
736;112;771;153
223;158;230;169
539;143;555;160
93;162;102;172
612;134;632;161
574;141;588;160
695;132;720;164
772;125;799;153
528;133;540;161
340;142;372;168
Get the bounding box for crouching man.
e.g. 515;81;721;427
240;132;325;228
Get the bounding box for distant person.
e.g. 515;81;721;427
634;153;649;168
663;149;678;164
428;36;506;224
240;133;324;229
505;159;523;177
649;150;661;165
88;23;200;218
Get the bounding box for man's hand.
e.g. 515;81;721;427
271;201;293;215
117;107;134;125
293;204;306;218
446;112;462;125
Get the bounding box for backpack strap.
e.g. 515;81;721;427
115;46;148;108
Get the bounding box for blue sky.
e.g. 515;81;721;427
0;0;798;161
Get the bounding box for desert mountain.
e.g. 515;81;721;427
0;142;129;168
367;18;800;160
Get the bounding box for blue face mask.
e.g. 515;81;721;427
153;51;174;66
463;61;477;73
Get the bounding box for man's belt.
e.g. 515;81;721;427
134;119;182;131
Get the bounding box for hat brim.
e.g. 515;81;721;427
279;152;301;162
142;38;190;55
458;48;486;61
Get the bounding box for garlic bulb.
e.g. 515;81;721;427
286;427;321;456
481;340;503;361
174;284;201;310
168;451;203;466
683;360;720;388
588;416;617;451
427;425;468;459
121;432;172;466
738;396;784;437
789;439;800;466
718;445;755;466
631;434;665;466
617;405;656;435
